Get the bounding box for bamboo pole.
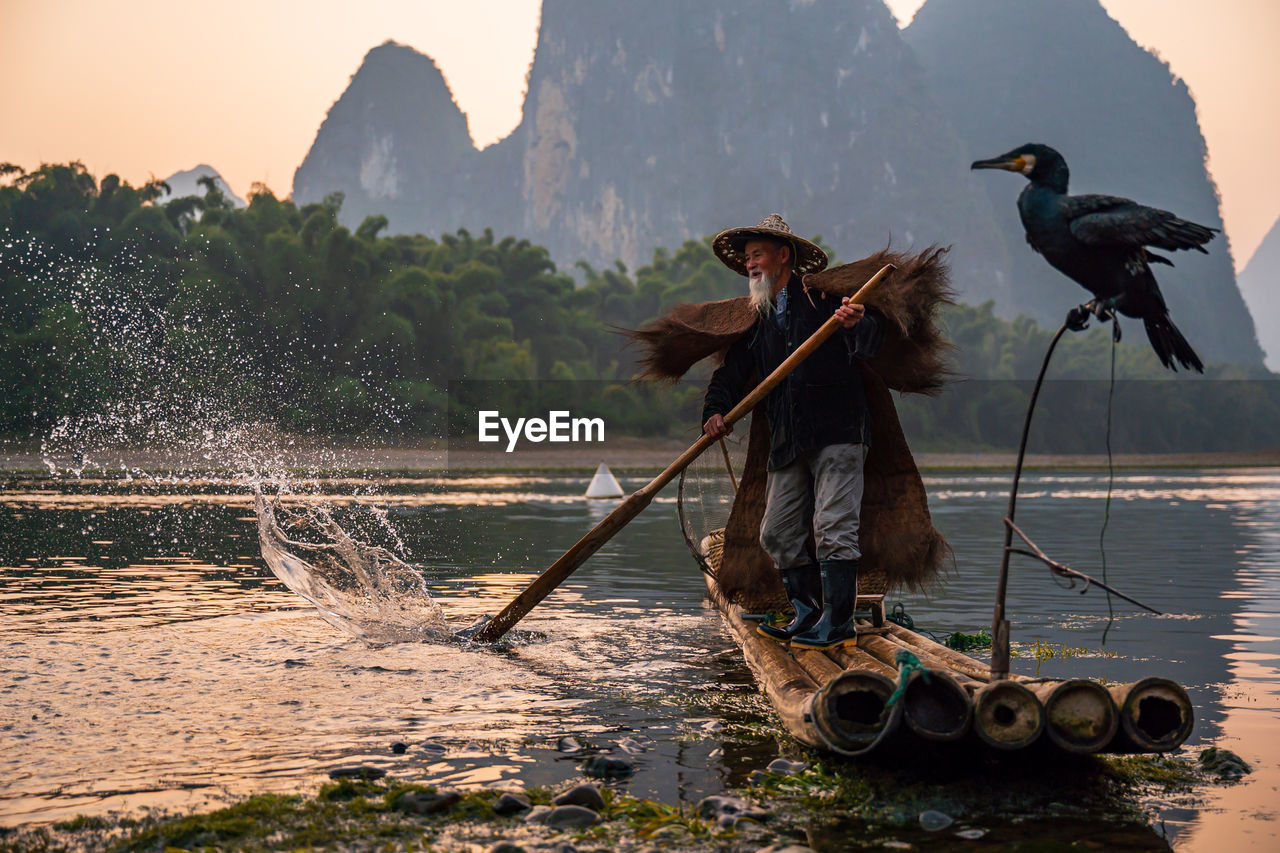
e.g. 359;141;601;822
704;573;822;747
735;626;822;745
881;623;1003;683
870;629;1047;748
861;632;963;678
472;264;895;643
792;648;845;683
857;633;973;742
827;644;899;680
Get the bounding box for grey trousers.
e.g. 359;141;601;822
759;443;867;569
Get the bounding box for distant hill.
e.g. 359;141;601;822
293;1;1264;370
1238;216;1280;370
905;0;1264;368
294;6;1012;310
499;0;1009;292
157;165;245;208
292;42;492;236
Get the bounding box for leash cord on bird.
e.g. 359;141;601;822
1100;316;1120;643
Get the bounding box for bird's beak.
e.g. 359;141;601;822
970;155;1025;172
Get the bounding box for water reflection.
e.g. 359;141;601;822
0;468;1277;851
1176;491;1280;850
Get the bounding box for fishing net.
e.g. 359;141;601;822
677;421;752;578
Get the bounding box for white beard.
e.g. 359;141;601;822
749;270;776;316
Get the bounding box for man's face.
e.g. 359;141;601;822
743;239;789;286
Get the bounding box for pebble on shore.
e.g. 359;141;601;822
580;754;634;779
327;766;386;781
552;783;606;812
542;805;602;829
396;790;462;815
493;792;533;816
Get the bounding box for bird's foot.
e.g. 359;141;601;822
1066;303;1093;332
1088;299;1123;341
1067;299;1120;333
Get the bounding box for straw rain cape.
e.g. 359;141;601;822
627;248;956;611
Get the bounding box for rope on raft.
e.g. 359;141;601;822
887;602;992;651
886;648;931;708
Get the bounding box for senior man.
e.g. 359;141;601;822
702;214;883;649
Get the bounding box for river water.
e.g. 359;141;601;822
1;467;1278;850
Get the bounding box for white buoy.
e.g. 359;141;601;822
585;462;624;499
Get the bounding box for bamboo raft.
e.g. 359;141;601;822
699;531;1194;758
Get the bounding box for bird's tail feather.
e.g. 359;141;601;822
1144;313;1203;373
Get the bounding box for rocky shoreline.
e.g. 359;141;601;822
2;746;1244;853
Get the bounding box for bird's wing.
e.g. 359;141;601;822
1065;194;1218;253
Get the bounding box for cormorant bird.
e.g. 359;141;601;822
972;143;1216;372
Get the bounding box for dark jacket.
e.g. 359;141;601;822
701;274;884;470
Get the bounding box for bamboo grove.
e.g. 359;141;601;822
1;163;1275;453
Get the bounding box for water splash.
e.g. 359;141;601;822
6;231;452;645
255;490;450;644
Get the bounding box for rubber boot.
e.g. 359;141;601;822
789;559;859;649
756;563;823;642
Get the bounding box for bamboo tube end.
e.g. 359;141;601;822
972;680;1045;750
901;669;974;742
1109;678;1194;752
1033;679;1119;754
810;669;898;756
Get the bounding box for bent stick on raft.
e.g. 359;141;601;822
472;264;896;643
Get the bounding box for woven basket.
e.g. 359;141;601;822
860;565;888;597
702;528;726;568
702;526;887;603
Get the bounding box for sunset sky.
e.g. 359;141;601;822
2;0;1276;269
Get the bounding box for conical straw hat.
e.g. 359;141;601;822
712;213;829;277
